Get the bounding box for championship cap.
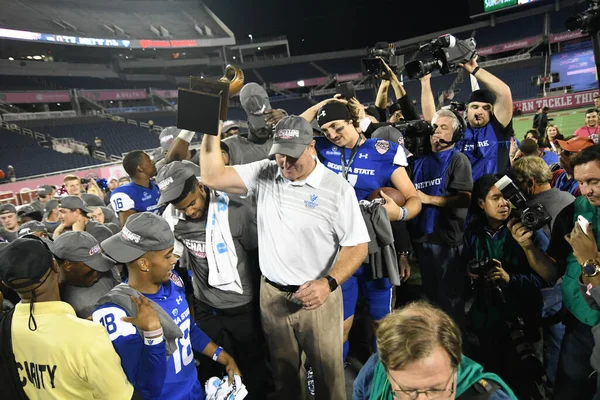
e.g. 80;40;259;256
159;126;180;152
556;136;595;152
268;115;314;158
101;212;174;264
45;199;59;216
156;161;198;204
37;185;53;197
18;221;47;237
240;83;271;130
59;196;92;214
223;120;240;133
53;231;114;272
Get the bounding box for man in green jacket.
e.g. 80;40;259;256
353;301;516;400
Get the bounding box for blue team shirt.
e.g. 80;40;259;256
314;137;406;201
92;272;211;400
110;181;163;216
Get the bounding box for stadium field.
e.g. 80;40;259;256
512;107;589;140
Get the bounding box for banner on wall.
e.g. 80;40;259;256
513;89;600;114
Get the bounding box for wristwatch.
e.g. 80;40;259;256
325;275;338;292
581;260;600;277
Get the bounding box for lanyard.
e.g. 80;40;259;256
340;137;362;180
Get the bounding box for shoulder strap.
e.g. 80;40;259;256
0;308;29;400
457;378;502;400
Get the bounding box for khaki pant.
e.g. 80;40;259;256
260;277;345;400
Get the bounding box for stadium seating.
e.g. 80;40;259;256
20;118;160;156
47;77;134;90
0;76;50;91
0;128;103;178
256;63;325;83
1;0;229;39
473;15;544;46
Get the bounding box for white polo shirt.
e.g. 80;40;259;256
233;157;370;285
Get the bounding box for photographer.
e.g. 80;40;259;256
421;56;514;181
407;109;472;327
375;59;419;123
513;145;600;399
463;174;547;398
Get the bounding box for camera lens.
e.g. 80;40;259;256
521;212;538;229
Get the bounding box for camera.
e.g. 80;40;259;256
468;257;496;277
362;42;403;76
405;34;477;80
80;178;91;185
566;0;600;33
494;176;551;231
469;257;506;305
391;119;433;158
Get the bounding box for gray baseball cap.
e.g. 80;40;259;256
240;83;271;130
372;125;405;147
101;212;174;263
53;231;114;272
18;221;47;237
223;120;240;133
17;205;37;217
156;161;197;204
0;204;17;215
59;196;91;214
45;199;59;216
159;126;179;152
269;116;314;158
37;185;53;197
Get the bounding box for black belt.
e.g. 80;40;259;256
264;277;300;293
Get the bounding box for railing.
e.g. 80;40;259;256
1;111;77;122
0;160;123;183
105;106;159;114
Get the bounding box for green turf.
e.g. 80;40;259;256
512;107;589;140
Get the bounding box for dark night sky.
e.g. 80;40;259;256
202;0;473;55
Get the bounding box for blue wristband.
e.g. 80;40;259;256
212;346;223;362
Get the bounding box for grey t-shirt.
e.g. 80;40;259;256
0;229;18;242
43;219;60;235
175;195;258;309
529;187;575;236
412;151;473;246
61;267;121;318
223;135;273;165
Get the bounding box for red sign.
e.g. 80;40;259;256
0;91;71;104
80;89;148;101
514;89;600;114
139;39;198;49
478;36;540;56
154;90;178;98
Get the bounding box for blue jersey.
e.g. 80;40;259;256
92;272;212;400
315;137;406;201
110;181;163;216
457;116;512;181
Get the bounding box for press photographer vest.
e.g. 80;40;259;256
409;148;457;235
458;116;510;181
563;196;600;326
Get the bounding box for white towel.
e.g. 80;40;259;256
205;190;242;294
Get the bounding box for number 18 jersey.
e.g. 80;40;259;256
92;272;211;400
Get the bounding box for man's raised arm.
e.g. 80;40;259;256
200;123;248;195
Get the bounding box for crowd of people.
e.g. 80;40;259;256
2;53;600;400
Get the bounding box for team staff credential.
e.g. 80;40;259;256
110;151;163;225
0;236;133;399
92;213;241;400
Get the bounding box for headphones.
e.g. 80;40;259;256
434;109;467;144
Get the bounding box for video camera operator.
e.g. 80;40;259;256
463;174;548;399
421;56;514;181
512;144;600;399
374;58;420;123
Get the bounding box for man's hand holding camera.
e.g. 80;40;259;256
486;260;510;284
565;221;598;265
459;55;479;75
508;219;535;251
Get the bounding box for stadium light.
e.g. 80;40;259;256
257;47;261;50
26;56;32;60
33;55;42;60
57;103;61;106
297;80;305;87
8;57;13;61
232;56;236;60
248;34;253;42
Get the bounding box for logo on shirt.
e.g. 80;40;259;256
142;192;152;201
415;178;442;190
176;295;183;305
326;146;341;155
182;238;206;258
462;140;490;152
358;153;369;159
375;140;390;155
172;308;179;316
304;194;319;209
169;272;184;287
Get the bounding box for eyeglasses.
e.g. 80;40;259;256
388;369;456;400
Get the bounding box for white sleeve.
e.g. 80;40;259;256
92;306;137;342
232;159;272;196
393;144;409;167
334;184;370;247
359;117;372;133
110;192;135;212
